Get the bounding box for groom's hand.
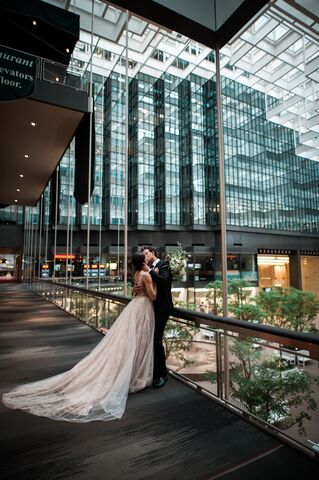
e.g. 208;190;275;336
132;283;143;296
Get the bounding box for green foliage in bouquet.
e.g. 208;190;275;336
166;242;188;281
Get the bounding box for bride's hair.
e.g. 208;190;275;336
132;252;146;271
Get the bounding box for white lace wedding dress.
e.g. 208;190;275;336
2;273;155;422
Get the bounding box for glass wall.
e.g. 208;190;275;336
222;78;319;232
104;73;126;226
162;74;180;225
129;73;156;226
59;148;76;226
53;38;318;234
0;205;23;225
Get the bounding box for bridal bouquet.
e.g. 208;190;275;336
166;242;188;281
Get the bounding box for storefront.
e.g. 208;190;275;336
0;250;22;281
53;254;81;277
0;255;15;279
257;250;291;289
301;251;319;298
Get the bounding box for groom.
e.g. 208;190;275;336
143;247;173;388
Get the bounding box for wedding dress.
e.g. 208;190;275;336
2;272;155;422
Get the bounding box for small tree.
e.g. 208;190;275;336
229;303;265;322
228;279;253;308
255;287;319;333
203;283;319;437
206;280;224;315
206;279;255;317
282;288;319;333
228;340;319;435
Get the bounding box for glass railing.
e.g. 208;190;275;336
36;279;129;332
32;278;319;459
52;276;125;295
40;57;89;92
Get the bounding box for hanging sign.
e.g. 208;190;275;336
0;45;36;101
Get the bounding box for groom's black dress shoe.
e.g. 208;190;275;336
152;375;168;388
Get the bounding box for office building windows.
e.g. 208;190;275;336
30;2;318;238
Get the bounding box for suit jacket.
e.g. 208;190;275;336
149;259;173;314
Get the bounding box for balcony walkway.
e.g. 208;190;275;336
1;283;319;480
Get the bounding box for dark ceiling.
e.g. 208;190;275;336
0;0;79;65
110;0;269;50
0;0;83;207
0;97;84;207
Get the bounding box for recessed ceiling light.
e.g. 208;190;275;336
14;199;18;203
32;20;37;26
30;122;36;126
24;154;29;158
16;188;20;192
19;174;24;178
66;48;70;53
55;77;60;82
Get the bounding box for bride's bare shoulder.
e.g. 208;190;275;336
134;271;149;284
141;271;151;279
140;271;153;283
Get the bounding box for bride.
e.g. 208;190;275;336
2;252;156;422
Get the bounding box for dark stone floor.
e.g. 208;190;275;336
1;283;319;479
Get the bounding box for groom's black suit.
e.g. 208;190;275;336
149;259;173;381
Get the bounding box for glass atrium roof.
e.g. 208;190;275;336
46;0;319;161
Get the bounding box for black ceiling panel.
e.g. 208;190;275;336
0;0;79;65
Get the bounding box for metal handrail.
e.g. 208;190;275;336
36;278;319;358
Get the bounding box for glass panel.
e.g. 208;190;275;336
165;317;218;392
84;295;97;328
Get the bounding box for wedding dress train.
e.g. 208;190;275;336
2;284;154;423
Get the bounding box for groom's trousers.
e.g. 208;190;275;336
153;310;169;379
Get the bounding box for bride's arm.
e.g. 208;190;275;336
143;273;157;301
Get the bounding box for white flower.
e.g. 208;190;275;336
167;242;188;281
